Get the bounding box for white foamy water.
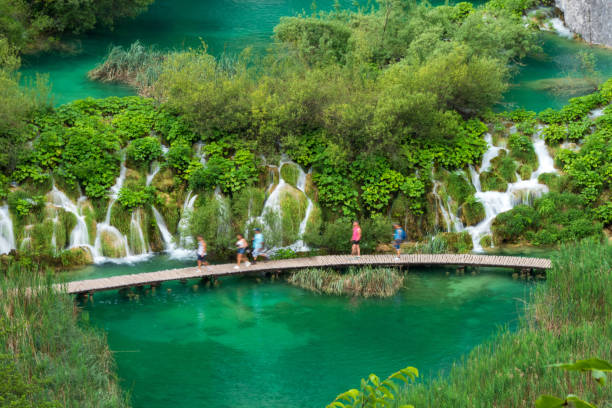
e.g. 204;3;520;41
549;18;573;39
146;162;161;186
152;206;176;252
92;160;149;263
464;131;557;251
0;204;15;254
47;187;95;255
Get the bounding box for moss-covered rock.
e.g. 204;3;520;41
152;167;175;192
518;164;533;180
480;171;508;192
60;247;93;266
509;132;537;167
279;185;307;245
538;173;561;192
491;151;518;183
460;197;485;226
445;171;475;205
232;187;266;229
99;230;127;258
280;163;301;188
479;235;493;249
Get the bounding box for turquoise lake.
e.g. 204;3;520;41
77;258;534;407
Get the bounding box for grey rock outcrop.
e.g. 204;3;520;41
555;0;612;47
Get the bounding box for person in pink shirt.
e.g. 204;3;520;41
351;221;362;259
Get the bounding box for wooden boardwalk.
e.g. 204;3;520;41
62;254;552;295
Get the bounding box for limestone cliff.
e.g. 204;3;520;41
555;0;612;47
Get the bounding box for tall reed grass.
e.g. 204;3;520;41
397;238;612;407
288;266;404;298
0;263;129;407
88;40;164;96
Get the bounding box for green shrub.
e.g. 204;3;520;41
126;136;162;164
117;186;156;210
541;123;567;144
492;192;602;245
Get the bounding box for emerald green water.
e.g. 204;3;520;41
79;258;533;407
20;0;612;109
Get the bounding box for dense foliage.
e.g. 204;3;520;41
0;0;154;53
0;265;129;407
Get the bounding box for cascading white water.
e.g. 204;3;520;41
464;131;557;251
93;160;138;262
548;18;573;39
130;210;148;255
432;181;463;232
0;204;15;254
166;191;199;259
47;187;94;253
152;206;176;252
290;167;313;252
146;162;160;186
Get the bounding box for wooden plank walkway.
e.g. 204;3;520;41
62;254;552;294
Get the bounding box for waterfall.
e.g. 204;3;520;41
93;160;139;263
464;131;557;251
0;204;15;254
431;179;462;233
548;17;574;39
47;187;94;252
290;167;313;252
166;191;198;259
146;161;161;186
152;206;176;252
130;210;148;255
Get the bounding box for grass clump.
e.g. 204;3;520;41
287;266;403;298
0;264;129;407
397;239;612;407
88;41;164;96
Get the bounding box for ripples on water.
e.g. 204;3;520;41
81;259;534;408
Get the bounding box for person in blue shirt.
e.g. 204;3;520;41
251;228;269;263
393;224;405;260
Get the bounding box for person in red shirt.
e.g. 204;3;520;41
351;221;362;259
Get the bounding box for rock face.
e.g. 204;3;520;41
555;0;612;47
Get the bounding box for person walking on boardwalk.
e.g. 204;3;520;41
196;235;209;272
235;234;250;269
251;228;269;263
393;224;406;260
351;221;362;259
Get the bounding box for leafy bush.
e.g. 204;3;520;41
126;136;162;164
117;186;156;209
492;193;603;245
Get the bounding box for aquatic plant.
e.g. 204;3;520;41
0;263;129;407
288;266;404;298
397;238;612;406
88;41;164;95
